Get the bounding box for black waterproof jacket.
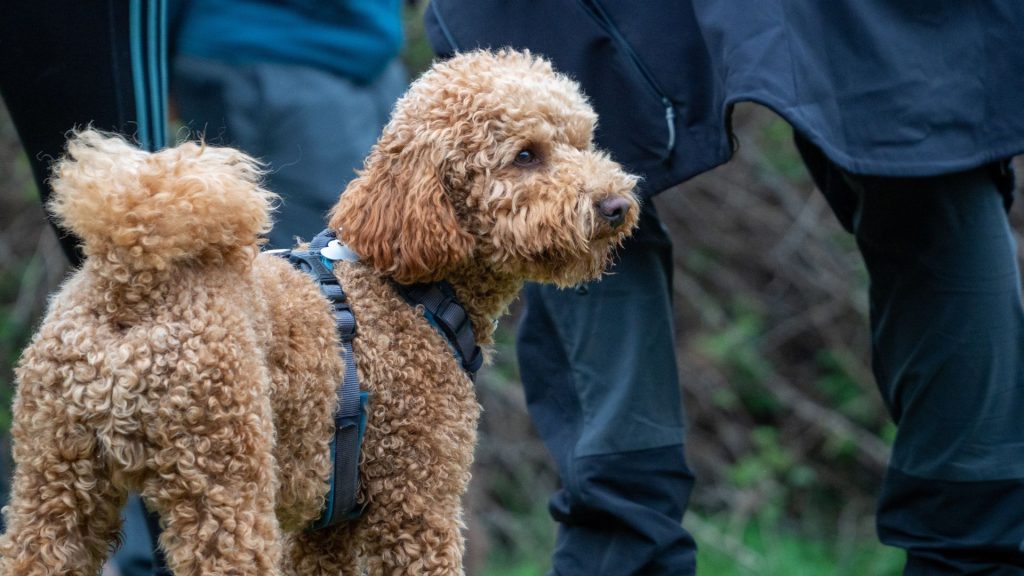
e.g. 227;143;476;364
425;0;1024;197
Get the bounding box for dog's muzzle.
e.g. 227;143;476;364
596;196;632;228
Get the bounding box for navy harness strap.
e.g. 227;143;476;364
274;229;367;530
392;282;484;379
270;228;482;528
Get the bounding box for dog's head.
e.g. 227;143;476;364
330;49;639;286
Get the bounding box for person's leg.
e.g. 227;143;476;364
0;0;169;266
517;203;697;576
798;135;1024;574
103;495;157;576
172;57;405;248
252;60;406;248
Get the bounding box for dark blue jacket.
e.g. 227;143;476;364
425;0;1024;197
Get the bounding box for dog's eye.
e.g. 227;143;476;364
514;148;540;167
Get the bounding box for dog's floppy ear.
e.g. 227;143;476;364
329;141;474;284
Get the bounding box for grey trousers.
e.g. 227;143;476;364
172;56;406;248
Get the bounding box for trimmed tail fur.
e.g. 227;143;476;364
48;129;276;272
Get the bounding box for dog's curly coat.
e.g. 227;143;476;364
0;50;638;575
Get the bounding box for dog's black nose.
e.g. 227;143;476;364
597;196;631;227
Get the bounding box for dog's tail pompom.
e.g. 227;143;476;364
48;129;277;270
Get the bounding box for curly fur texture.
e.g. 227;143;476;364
0;50;638;576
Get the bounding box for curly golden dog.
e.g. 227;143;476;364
0;50;638;575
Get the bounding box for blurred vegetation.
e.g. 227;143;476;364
2;5;1023;576
0;104;72;499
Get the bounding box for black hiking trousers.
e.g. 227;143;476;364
804;136;1024;574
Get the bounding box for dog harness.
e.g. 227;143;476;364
390;282;484;379
271;228;482;530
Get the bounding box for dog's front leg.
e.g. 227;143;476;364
359;502;467;576
356;414;477;576
282;524;360;576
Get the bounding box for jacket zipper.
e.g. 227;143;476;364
577;0;676;158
